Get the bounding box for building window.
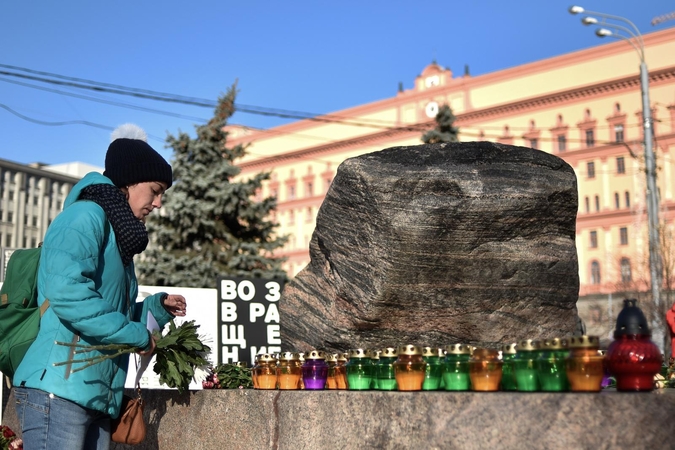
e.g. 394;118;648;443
595;195;600;212
584;196;590;213
324;178;332;193
30;237;37;248
33;196;38;206
620;258;632;282
620;227;628;245
616;157;625;174
589;305;603;325
306;182;313;198
7;212;13;223
590;230;598;248
557;135;566;152
5;233;12;247
625;191;630;208
586;129;595;147
529;138;538;149
305;207;313;223
32;216;38;227
614;124;624;143
614;192;620;209
288;210;295;225
288;185;296;200
271;188;278;198
591;261;601;285
587;162;595;178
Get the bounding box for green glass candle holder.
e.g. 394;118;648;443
513;339;540;392
375;347;398;391
537;338;570;392
500;343;518;391
346;348;374;390
368;349;382;390
422;347;444;390
442;344;471;391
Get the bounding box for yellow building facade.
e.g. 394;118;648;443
230;28;675;337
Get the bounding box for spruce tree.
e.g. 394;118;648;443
137;85;288;288
421;104;460;144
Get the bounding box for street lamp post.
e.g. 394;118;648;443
570;7;663;321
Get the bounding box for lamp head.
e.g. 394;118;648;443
596;28;613;37
569;5;585;15
581;16;598;25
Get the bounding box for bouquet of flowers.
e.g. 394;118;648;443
202;363;253;389
0;425;22;450
56;320;211;394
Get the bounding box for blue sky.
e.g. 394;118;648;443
1;1;673;168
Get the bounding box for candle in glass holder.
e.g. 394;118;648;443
469;348;502;391
422;347;444;390
277;352;302;390
252;353;278;389
336;353;349;389
346;348;374;390
566;335;604;392
368;349;382;390
605;299;663;392
394;345;426;391
302;350;329;390
442;344;471;391
375;347;398;391
537;338;570;392
325;353;339;389
500;343;518;391
513;339;540;392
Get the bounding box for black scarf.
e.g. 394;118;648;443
79;184;149;266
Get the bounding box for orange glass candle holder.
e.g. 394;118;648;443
252;353;278;389
277;352;302;390
469;348;503;391
336;353;349;389
393;345;426;391
325;353;339;389
566;336;604;392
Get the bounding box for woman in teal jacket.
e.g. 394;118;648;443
13;124;186;450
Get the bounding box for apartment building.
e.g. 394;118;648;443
0;159;87;280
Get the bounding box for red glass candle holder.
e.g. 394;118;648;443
605;299;662;392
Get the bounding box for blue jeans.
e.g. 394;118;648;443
13;387;111;450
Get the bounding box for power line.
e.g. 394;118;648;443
0;103;112;130
0;76;211;123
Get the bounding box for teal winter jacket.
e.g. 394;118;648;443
13;172;174;418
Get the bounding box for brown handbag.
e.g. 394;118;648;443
111;387;146;445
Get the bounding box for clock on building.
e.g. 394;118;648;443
425;101;439;118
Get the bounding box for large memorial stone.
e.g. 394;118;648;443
281;141;580;352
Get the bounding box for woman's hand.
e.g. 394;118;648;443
162;294;187;317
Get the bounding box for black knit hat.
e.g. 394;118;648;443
103;137;173;188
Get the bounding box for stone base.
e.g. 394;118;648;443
3;388;675;449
